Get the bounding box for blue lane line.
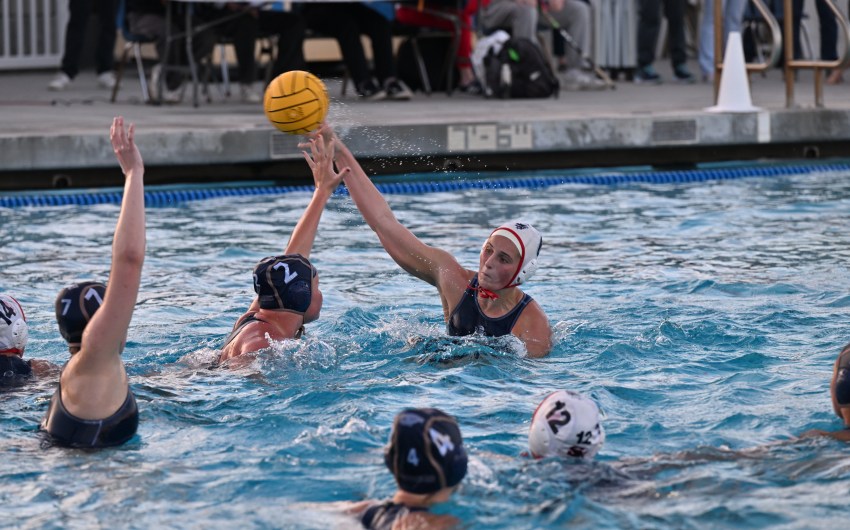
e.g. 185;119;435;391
2;163;849;208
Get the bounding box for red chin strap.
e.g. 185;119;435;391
471;284;500;300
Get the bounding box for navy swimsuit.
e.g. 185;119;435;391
447;276;532;337
361;501;428;530
223;312;268;348
42;384;139;448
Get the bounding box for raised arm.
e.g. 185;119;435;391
332;129;459;286
77;117;146;364
286;131;347;257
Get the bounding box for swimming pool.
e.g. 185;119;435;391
2;165;849;529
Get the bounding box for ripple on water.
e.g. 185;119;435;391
5;169;850;528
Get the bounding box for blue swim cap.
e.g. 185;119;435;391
384;408;468;494
253;254;316;313
55;281;106;346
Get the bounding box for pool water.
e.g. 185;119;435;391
2;168;850;529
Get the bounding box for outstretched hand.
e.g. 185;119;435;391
299;125;349;193
110;116;143;176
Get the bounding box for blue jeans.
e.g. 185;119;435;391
698;0;750;77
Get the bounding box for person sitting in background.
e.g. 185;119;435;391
41;117;144;448
302;2;413;100
126;0;261;103
48;0;118;91
218;131;347;364
528;390;606;459
394;0;483;93
195;3;262;102
258;7;307;78
479;0;539;42
0;294;54;386
542;0;606;90
348;408;468;529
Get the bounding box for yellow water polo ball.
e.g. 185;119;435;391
263;70;329;135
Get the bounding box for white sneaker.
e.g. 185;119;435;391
240;83;261;104
48;72;71;91
148;64;183;104
162;84;185;104
97;71;117;90
561;68;607;91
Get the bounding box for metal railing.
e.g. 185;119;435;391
712;0;782;101
713;0;850;107
0;0;67;70
782;0;850;107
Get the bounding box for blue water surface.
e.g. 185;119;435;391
2;168;850;529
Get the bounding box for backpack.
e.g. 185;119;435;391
483;37;559;99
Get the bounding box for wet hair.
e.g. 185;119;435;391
55;282;106;346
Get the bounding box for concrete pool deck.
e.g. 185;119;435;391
2;63;850;191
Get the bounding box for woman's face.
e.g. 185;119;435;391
478;235;521;290
302;273;322;323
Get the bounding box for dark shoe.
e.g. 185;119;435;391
384;78;413;101
673;64;696;84
458;79;484;95
634;65;662;84
356;79;386;101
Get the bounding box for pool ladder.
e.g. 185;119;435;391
712;0;850;108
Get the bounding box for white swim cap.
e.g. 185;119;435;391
0;294;28;356
529;390;605;459
489;220;542;287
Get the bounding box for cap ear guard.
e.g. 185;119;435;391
55;282;106;346
514;257;538;286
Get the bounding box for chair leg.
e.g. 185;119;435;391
133;43;150;103
220;43;231;97
111;45;131;103
411;37;433;95
444;23;461;95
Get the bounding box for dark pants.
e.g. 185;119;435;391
258;11;307;77
816;0;837;61
197;8;259;84
303;3;395;87
61;0;117;78
637;0;687;68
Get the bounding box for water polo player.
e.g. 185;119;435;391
219;130;347;362
0;294;54;386
350;408;468;530
315;125;552;357
802;343;850;441
41;117;144;448
528;390;605;459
